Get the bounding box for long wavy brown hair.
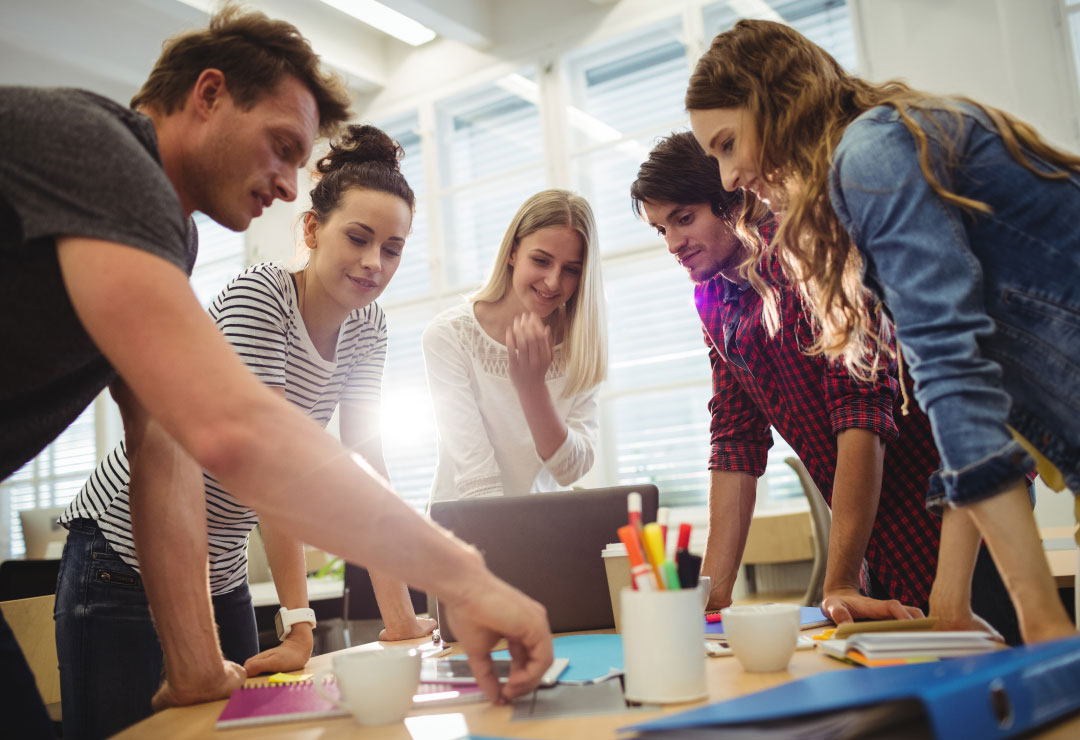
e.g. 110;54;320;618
685;19;1080;378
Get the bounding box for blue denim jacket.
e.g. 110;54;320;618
829;102;1080;508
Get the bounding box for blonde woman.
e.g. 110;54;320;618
423;189;607;502
685;19;1079;644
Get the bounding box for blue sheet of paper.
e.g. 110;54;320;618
486;633;624;683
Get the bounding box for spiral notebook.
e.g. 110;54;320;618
215;678;486;728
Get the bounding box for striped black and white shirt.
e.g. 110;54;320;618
61;262;387;595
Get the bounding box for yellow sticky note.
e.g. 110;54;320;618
267;672;313;685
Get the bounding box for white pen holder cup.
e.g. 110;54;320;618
313;647;421;725
620;587;707;703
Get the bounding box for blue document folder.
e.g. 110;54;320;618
622;635;1080;739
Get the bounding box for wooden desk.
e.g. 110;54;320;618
115;633;1080;739
1042;525;1077;590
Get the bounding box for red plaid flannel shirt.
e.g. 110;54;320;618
694;247;943;608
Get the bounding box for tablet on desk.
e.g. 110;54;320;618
421;657;569;686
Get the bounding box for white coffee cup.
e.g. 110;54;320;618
720;603;801;672
313;647;421;725
621;587;707;703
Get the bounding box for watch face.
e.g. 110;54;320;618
274;608;285;639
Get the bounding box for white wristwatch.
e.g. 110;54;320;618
275;607;317;641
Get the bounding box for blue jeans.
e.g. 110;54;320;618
54;519;259;740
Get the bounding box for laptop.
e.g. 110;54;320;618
430;485;659;641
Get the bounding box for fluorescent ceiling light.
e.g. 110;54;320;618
318;0;436;46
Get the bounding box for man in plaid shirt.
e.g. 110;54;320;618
631;132;1019;642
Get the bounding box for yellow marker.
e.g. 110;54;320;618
642;522;668;589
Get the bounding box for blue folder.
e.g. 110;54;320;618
621;635;1080;739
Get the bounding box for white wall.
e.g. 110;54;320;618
852;0;1080;151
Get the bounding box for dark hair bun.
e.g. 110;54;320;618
316;124;402;175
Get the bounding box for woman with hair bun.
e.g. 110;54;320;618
685;19;1079;645
55;124;432;739
423;189;608;502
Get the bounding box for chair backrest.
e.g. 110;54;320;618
19;506;69;559
0;594;60;704
784;457;832;607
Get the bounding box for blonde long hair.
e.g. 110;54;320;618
472;189;608;397
685;19;1080;378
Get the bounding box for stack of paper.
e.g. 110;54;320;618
820;631;1000;667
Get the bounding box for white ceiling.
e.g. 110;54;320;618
0;0;615;105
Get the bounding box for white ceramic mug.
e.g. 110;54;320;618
720;603;801;672
621;587;707;703
313;647;421;725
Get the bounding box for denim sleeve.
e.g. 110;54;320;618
829;114;1034;507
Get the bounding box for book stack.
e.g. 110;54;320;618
820;631;1000;667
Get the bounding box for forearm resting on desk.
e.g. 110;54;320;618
119;389;244;708
244;520;313;675
702;470;757;610
821;429;922;622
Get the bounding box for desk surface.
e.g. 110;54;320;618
115;631;1080;740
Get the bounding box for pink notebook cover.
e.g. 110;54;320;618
216;679;486;728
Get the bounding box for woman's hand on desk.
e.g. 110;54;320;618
379;616;438;642
242;623;314;676
444;571;553;704
822;587;924;624
151;659;246;712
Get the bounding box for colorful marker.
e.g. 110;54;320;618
642;522;679;590
617;524;657;591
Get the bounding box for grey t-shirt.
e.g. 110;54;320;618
0;87;197;480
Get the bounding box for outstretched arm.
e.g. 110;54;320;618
58;238;552;703
701;470;757;611
340;402;436;641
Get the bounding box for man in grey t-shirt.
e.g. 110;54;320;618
2;8;555;738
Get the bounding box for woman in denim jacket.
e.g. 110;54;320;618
684;19;1079;644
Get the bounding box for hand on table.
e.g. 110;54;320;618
821;587;924;624
242;627;314;676
151;660;246;712
930;608;1005;642
445;572;553;704
380;616;438;642
506;312;553;393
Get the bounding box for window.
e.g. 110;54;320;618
564;17;690;254
1;214;246;558
378;112;432;302
703;0;858;72
435;70;547;288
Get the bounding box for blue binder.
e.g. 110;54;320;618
621;635;1080;739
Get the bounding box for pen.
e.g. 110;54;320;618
617;524;657;591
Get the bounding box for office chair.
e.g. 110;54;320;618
784;457;832;608
0;559;62;601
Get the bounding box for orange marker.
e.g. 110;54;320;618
617;525;656;591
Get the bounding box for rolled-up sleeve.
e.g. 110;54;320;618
822;331;900;443
829;113;1034;506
